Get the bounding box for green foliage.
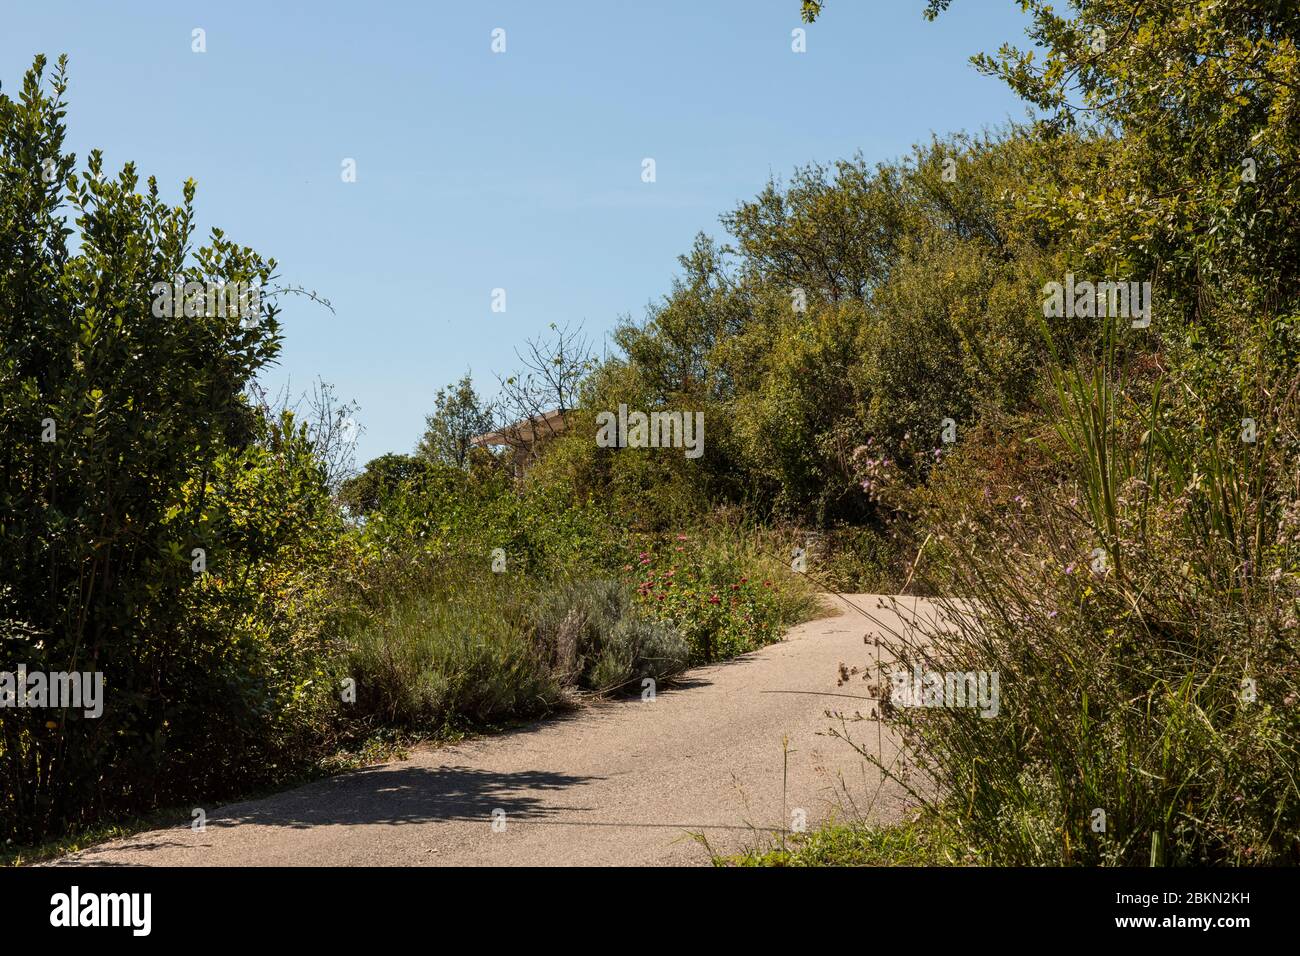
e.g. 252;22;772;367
552;131;1089;529
149;410;347;800
622;528;817;664
724;814;959;867
337;452;436;516
344;567;694;735
814;525;911;594
0;55;332;840
337;455;808;721
416;372;495;468
345;566;562;731
13;0;1297;865
874;356;1300;864
779;0;1300;866
344;457;622;601
531;579;690;693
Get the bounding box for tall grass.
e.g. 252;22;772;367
844;340;1300;864
343;559;698;734
347;573;562;730
341;508;822;740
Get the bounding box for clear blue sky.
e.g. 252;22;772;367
3;1;1031;465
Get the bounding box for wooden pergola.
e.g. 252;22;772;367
470;408;570;477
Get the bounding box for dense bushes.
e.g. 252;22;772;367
623;527;818;663
345;567;562;731
343;565;691;733
9;0;1297;868
842;351;1300;864
532;579;689;693
534;129;1096;535
338;480;811;733
0;56;345;841
784;0;1300;866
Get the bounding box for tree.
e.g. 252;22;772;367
253;378;362;492
806;1;1300;318
496;322;594;430
417;373;494;469
339;453;435;516
0;55;286;837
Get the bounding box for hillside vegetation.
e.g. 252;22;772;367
4;0;1298;865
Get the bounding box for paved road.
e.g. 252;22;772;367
55;595;938;867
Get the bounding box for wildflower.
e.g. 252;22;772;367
708;594;720;604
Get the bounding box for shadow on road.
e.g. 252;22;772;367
203;764;602;831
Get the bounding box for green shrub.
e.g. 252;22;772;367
724;814;960;867
849;349;1300;865
531;579;689;692
623;526;818;664
344;570;690;732
0;57;337;840
345;570;560;731
816;525;912;594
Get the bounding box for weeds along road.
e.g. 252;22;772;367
54;595;944;867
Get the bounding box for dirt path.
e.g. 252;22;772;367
54;595;937;867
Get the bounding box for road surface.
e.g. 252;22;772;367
55;595;938;866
